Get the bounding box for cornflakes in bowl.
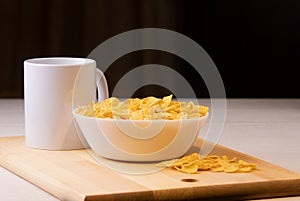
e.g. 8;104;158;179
73;95;209;162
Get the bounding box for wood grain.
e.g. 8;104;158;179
0;136;300;201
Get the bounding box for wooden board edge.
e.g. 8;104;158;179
151;179;300;201
82;178;300;201
84;190;154;201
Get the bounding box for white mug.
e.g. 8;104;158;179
24;57;108;150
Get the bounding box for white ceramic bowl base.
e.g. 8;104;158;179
74;112;208;162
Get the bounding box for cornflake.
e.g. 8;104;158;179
156;153;257;174
76;95;209;120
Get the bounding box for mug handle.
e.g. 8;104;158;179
96;68;109;102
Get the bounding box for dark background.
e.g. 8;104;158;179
1;0;299;98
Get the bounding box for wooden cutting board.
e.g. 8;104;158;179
0;136;300;201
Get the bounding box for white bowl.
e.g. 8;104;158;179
73;111;208;162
